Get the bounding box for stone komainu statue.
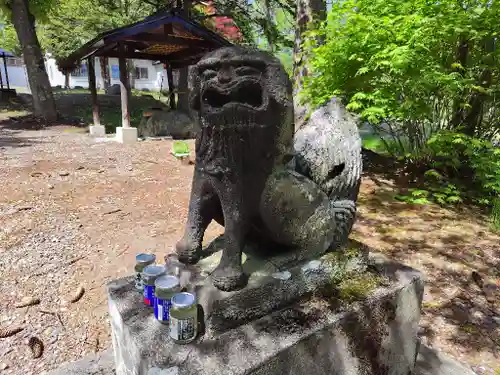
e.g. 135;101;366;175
176;46;362;292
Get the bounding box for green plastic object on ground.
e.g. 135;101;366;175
172;141;190;157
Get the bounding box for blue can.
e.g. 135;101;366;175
141;264;166;308
154;275;180;324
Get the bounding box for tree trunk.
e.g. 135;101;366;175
450;38;469;130
119;45;131;128
292;0;326;127
99;57;110;90
64;71;70;89
462;37;495;136
165;63;176;110
87;57;101;126
9;0;57;122
292;0;325;94
264;0;275;52
177;67;189;112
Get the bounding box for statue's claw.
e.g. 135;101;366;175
212;264;247;292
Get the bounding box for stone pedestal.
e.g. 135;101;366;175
107;244;424;375
89;125;106;137
116;127;138;144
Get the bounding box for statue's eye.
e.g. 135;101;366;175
202;69;217;79
234;66;261;76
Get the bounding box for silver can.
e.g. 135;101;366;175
142;264;166;308
154;275;181;324
134;253;156;292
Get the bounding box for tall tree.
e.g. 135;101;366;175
1;0;57;121
302;0;500;142
292;0;325;104
43;0;157;79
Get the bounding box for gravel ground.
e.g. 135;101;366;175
0;121;498;374
0;124;221;374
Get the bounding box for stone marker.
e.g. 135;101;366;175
105;84;121;95
138;110;197;139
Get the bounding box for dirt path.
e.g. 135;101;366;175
353;176;499;374
0;124;222;374
0;124;498;374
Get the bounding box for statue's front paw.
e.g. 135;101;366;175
175;238;201;264
212;264;247;292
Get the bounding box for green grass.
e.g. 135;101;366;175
361;134;402;156
362;134;386;152
53;88;105;95
72;105;147;133
61;92;169;133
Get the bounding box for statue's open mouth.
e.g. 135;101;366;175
202;80;263;110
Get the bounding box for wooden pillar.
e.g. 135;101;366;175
118;43;131;128
163;24;177;110
165;62;176;110
3;54;10;90
87;57;101;126
0;54;4;90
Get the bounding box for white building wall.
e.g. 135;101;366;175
3;56;172;92
45;59;66;87
44;57;168;91
0;65;29;88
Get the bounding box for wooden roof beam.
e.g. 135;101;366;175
95;50;190;61
122;32;208;47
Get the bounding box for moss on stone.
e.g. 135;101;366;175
336;272;385;303
319;239;380;303
323;243;364;265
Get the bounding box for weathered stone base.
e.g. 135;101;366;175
40;344;480;375
116;127;138;144
41;348;115;375
89;125;106;137
108;252;424;375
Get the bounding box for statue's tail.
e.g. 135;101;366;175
293;97;363;249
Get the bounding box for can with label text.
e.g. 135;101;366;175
134;253;156;292
154;275;180;324
141;264;166;308
169;292;198;344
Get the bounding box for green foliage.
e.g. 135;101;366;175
303;0;500;210
361;135;386;153
303;0;500;143
395;184;463;206
41;0;156;63
394;131;500;206
490;197;500;232
197;0;295;55
0;0;56;21
1;0;156;63
427;132;500;202
276;48;293;76
0;20;22;55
